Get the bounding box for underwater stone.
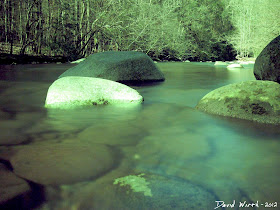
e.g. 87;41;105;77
0;163;30;204
8;139;115;185
114;173;152;197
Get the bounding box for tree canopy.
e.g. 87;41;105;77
0;0;279;61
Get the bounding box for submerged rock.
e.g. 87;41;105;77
8;139;115;185
114;173;152;197
78;122;144;146
0;163;30;204
104;173;216;209
45;76;143;109
58;51;165;83
196;80;280;124
254;35;280;83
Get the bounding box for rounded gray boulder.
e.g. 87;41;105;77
59;51;165;83
196;80;280;124
254;35;280;83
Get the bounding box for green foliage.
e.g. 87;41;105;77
224;0;280;58
177;0;235;61
2;0;257;61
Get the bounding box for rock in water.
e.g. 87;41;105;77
254;35;280;83
71;58;86;64
196;80;280;124
0;163;30;204
58;51;165;83
214;61;228;66
45;76;143;109
8;140;115;185
227;63;243;69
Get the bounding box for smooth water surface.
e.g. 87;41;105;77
0;62;279;210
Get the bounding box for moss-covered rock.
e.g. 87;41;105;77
114;173;152;197
196;80;280;124
45;76;143;109
58;51;165;83
111;173;217;209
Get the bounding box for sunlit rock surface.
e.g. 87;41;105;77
254;35;280;83
58;51;165;82
196;80;280;124
45;76;143;109
0;163;30;204
6;139;115;185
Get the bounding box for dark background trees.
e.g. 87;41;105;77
0;0;279;62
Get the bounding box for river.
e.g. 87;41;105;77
0;62;279;210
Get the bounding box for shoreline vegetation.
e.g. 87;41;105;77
0;52;256;65
0;53;68;65
1;0;278;65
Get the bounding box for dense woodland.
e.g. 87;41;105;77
0;0;279;62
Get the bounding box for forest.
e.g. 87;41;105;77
0;0;279;62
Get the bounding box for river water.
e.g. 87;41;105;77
0;62;279;209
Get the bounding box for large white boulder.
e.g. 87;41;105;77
45;76;143;109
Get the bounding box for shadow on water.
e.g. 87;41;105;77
120;80;165;87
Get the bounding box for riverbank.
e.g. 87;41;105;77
0;52;256;65
0;53;69;65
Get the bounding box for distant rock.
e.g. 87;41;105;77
254;35;280;83
71;58;86;64
45;76;143;109
0;163;30;204
59;51;165;83
196;80;280;124
227;63;243;69
238;61;250;65
8;139;115;185
214;61;228;66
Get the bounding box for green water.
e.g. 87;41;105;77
0;62;279;210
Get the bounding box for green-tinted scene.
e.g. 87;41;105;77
0;0;280;210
